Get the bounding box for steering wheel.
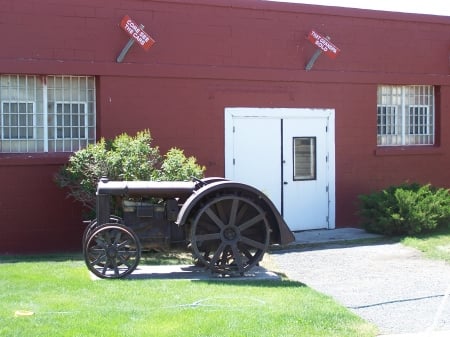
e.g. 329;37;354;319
192;176;206;188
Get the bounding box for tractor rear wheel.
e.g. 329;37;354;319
190;195;270;276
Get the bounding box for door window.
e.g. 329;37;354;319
293;137;316;180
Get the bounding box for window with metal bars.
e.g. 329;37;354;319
55;102;88;139
0;74;96;153
1;102;35;139
377;85;434;146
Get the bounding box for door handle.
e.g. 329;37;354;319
283;182;288;185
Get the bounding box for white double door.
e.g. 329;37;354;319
225;108;335;231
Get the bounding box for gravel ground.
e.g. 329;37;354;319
270;242;450;335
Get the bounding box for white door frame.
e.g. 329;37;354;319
225;107;336;230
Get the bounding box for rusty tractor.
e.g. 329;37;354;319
82;177;294;278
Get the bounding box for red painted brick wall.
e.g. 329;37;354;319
1;0;449;252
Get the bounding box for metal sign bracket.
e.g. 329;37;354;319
117;24;144;63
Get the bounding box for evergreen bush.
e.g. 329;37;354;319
358;183;450;235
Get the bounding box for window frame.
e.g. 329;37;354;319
377;105;398;136
1;101;36;140
293;136;317;181
408;105;430;136
377;85;435;147
0;74;96;153
53;101;89;140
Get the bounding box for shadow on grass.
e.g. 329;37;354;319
112;270;306;288
0;252;84;264
192;279;307;288
0;249;192;264
1;251;300;287
402;225;450;240
118;263;285;282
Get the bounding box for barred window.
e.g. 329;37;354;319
0;74;96;153
377;85;434;146
1;102;35;139
54;102;88;139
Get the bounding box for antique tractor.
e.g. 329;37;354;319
83;177;294;278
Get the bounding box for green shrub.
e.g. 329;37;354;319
55;138;110;211
55;130;205;213
107;130;161;181
159;148;205;181
358;183;450;236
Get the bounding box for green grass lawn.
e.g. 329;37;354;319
402;226;450;263
0;254;377;337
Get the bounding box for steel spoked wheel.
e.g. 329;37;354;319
82;215;123;247
190;195;270;276
84;224;141;279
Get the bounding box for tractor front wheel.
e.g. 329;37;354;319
84;224;141;279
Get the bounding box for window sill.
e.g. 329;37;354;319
375;146;443;157
0;153;71;166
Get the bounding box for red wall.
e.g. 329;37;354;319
0;156;84;253
1;0;449;253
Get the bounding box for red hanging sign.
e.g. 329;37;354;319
119;15;155;51
307;31;340;59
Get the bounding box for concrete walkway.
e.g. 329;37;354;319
91;264;280;281
290;227;383;245
275;228;450;337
